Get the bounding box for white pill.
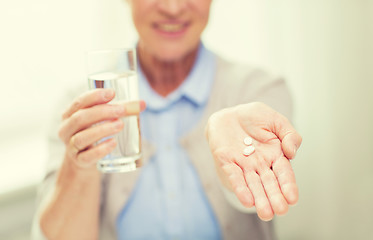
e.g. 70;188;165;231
243;136;253;145
243;146;255;156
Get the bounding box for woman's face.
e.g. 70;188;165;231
128;0;212;61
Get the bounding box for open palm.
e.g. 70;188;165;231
205;102;302;221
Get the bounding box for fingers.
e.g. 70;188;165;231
272;157;299;205
273;113;302;159
71;119;124;151
74;138;117;169
59;101;145;144
62;89;115;120
222;163;254;208
244;155;296;220
66;120;124;169
282;130;302;160
245;171;274;221
60;104;125;143
260;169;289;215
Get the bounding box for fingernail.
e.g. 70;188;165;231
125;102;140;115
293;145;298;156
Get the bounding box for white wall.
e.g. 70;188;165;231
1;0;372;239
0;0;135;193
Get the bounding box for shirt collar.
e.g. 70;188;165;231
138;43;216;112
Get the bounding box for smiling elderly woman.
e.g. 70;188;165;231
32;0;302;240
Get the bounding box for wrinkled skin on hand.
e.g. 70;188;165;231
205;102;302;221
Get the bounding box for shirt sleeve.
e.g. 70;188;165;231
31;175;56;240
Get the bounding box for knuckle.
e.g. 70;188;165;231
242;162;256;173
228;174;236;182
92;89;108;103
76;154;94;169
234;186;247;194
58;127;64;141
255;158;271;173
76;153;87;164
278;168;294;180
103;122;115;132
260;170;272;182
97;143;111;157
73;97;83;110
213;147;231;163
95;146;105;157
72;112;83;126
65;148;76;160
73;135;84;149
228;174;240;187
247;179;260;189
221;164;238;176
110;120;123;132
250;101;266;111
113;106;124;117
93;90;104;101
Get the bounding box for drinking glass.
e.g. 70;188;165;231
87;48;141;173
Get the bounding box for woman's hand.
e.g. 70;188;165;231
205;102;302;221
40;89;147;240
58;88;146;172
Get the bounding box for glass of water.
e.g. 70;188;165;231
87;48;141;173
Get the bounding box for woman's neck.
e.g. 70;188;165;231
137;44;198;97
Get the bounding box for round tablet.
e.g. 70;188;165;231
243;146;255;156
243;136;253;145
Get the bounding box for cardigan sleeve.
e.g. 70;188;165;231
31;85;93;239
31;86;76;239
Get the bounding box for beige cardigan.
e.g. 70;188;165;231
32;56;292;240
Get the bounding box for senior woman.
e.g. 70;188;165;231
32;0;302;239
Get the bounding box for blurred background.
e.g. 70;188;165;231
1;0;372;239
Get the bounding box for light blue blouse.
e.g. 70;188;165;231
116;44;221;240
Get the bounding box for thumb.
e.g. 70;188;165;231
281;131;302;159
123;100;147;115
273;113;302;159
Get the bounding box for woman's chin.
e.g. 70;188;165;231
138;39;200;63
151;46;198;63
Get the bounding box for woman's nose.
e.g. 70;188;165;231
158;0;188;17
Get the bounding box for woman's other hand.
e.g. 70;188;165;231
205;102;302;221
